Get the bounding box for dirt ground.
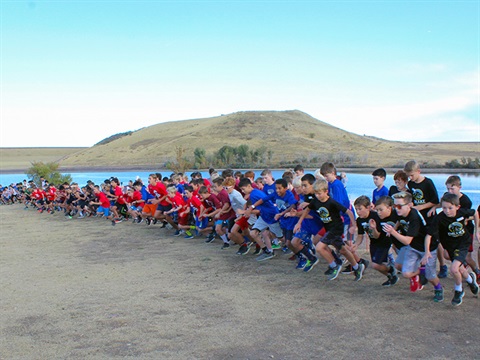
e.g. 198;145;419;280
1;204;479;360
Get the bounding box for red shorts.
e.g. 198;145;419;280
235;216;250;231
178;215;189;226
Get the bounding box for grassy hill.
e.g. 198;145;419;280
59;110;478;169
1;111;478;171
0;147;86;172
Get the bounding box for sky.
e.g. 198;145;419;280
1;0;479;147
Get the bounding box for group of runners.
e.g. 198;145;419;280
3;160;479;306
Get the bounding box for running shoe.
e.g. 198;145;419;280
296;257;307;270
145;218;152;226
173;230;182;237
433;288;444;303
341;264;353;275
359;258;370;270
221;243;230;250
252;246;262;255
256;251;275;262
271;242;282;250
353;263;365;282
205;233;215;243
382;277;392;287
303;258;319;273
152;219;158;225
236;245;250;256
438;265;448;279
410;275;423;292
327;264;342;281
184;231;194;239
467;272;479;296
451;290;465;306
389;275;399;286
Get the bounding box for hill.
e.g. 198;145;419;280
58;110;478;170
0;147;86;172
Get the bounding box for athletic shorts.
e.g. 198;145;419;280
394;246;408;266
293;218;323;242
215;219;228;228
444;244;469;266
130;205;143;212
402;246;437;280
282;229;294;242
97;206;110;217
252;216;283;238
196;217;209;229
369;243;390;265
320;231;345;251
178;215;189;226
157;204;172;212
235;216;250;231
143;204;157;216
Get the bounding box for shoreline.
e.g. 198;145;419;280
1;166;480;175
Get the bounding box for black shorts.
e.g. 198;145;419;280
320;231;345;251
157;204;172;212
444;244;469;265
369;243;390;265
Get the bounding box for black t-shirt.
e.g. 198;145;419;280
308;197;347;236
397;208;436;252
378;212;399;247
428;208;475;249
388;186;411;197
408;177;439;220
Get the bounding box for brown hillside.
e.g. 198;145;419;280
59;110;478;169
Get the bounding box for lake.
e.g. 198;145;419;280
2;169;479;207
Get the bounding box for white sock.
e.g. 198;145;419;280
466;275;473;284
454;284;463;292
220;234;228;243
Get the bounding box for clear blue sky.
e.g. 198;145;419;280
1;0;479;147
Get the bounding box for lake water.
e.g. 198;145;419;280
1;170;479;207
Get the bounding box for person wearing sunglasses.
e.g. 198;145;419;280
382;192;443;301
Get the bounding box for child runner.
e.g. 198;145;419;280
424;193;479;305
354;195;399;286
383;192;444;301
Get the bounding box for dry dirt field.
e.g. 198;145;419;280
1;204;479;360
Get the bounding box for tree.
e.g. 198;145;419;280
193;147;207;168
166;146;193;173
26;161;72;186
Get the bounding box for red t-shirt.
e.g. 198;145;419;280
96;192;111;208
113;186;126;204
187;196;203;218
45;188;56;201
171;194;188;218
148;182;169;206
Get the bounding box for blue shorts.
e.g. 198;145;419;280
196;217;209;229
215;219;228;228
294;218;323;242
97;206;110;217
370;243;390;265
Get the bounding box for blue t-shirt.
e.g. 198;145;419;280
274;190;298;230
250;188;279;224
372;185;389;204
328;179;351;225
262;183;277;202
141;185;154;201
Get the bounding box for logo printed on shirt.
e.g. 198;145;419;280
399;219;409;234
448;222;465;237
317;207;332;223
412;189;425;205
